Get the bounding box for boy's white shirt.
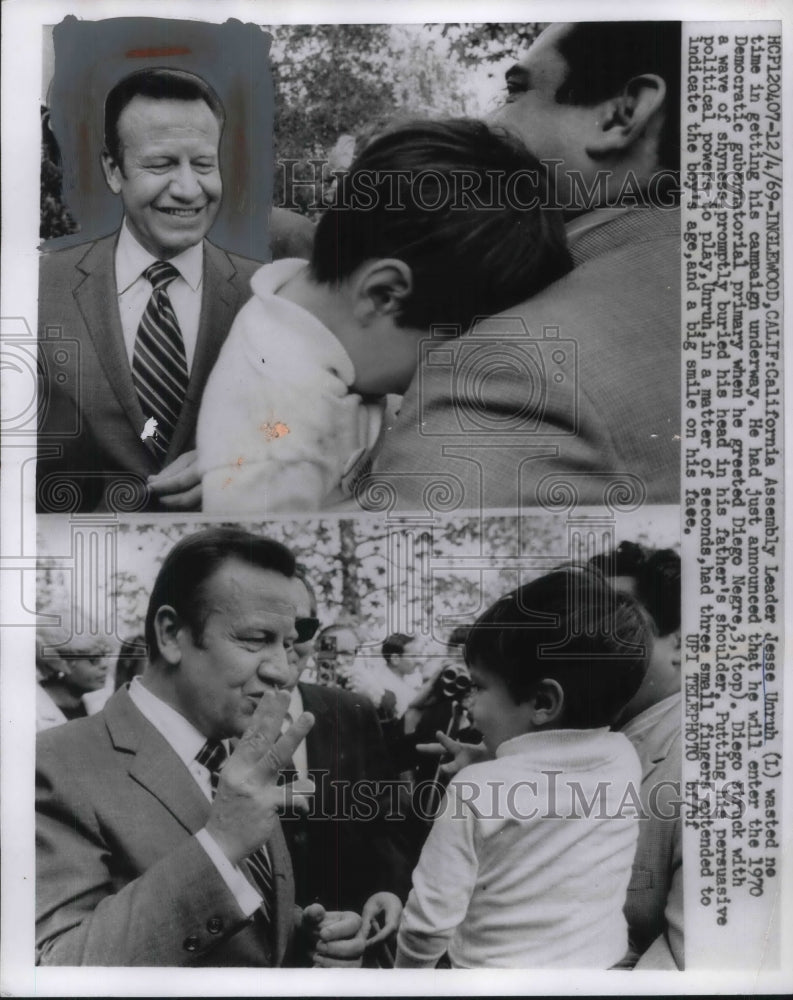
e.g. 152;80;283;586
197;259;385;514
396;727;642;969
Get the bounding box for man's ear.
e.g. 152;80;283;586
528;678;565;726
152;606;184;667
100;149;123;195
350;259;413;326
585;74;667;158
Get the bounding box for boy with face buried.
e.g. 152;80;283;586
197;117;570;513
396;567;651;968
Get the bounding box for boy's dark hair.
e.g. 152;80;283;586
464;566;651;728
104;67;225;168
589;541;681;637
554;22;681;179
145;527;295;659
312;118;572;332
382;632;415;665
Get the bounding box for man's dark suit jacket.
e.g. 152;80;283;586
36;688;296;966
283;683;412;913
36;233;261;513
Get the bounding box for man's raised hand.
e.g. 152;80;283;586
204;687;314;865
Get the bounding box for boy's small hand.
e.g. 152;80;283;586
361;891;402;945
415;731;490;777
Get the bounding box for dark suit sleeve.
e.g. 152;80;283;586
36;758;252;966
355;698;414;903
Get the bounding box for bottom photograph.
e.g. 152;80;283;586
35;508;681;971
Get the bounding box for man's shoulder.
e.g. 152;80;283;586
37;707;111;772
36;688;137;769
203;240;262;286
38;233;117;277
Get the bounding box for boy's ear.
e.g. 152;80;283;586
528;678;565;726
351;259;413;325
152;606;184;667
585;74;666;158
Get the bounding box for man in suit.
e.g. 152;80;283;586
36;528;363;966
37;67;314;513
277;574;411;948
365;22;682;510
591;543;683;968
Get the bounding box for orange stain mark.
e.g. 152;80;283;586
260;421;290;441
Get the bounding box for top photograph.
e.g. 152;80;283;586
36;18;681;516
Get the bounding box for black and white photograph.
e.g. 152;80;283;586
0;0;788;995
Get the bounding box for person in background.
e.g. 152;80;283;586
589;542;683;968
276;573;411;959
36;619;115;731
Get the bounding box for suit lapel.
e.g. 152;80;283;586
104;688;210;835
72;236;156;460
167;241;242;461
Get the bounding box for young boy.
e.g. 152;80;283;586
396;567;650;968
197;118;571;513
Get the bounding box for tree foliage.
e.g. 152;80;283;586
267;24;475;216
437;22;545;69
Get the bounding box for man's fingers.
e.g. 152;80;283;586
231;688;292;768
302;903;326;931
278;778;315;813
158;484;202;509
415;741;445;756
315;910;362;943
270;710;315;767
147;449;199;490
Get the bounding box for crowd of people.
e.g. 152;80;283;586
36;528;682;969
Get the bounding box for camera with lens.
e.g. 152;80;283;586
436;663;471;701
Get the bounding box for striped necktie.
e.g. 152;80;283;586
132;261;189;464
195;740;275;918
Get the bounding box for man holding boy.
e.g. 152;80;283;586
370;21;682;509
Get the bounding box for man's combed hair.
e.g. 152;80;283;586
554;21;682;177
382;632;414;664
464;566;652;728
589;541;681;637
311;118;572;333
145;527;295;658
104;67;225;166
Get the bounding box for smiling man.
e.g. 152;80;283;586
37;68;314;513
36;527;364;967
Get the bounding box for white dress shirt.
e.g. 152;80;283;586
115;219;204;371
128;678;262;917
